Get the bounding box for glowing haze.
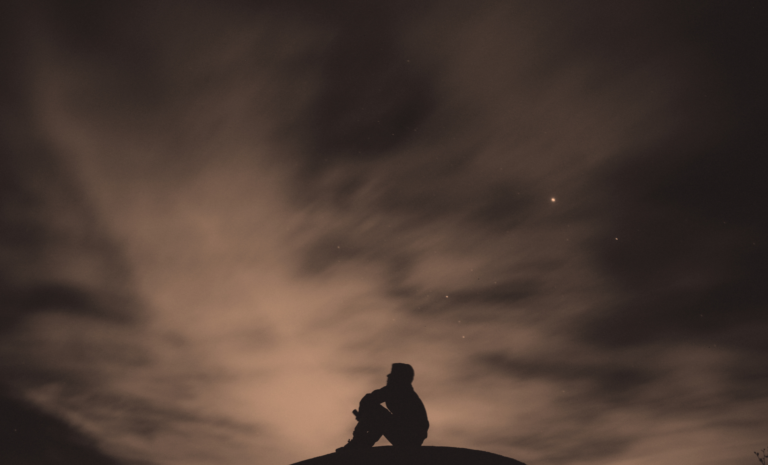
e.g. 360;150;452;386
1;2;767;465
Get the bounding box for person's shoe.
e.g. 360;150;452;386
335;437;370;452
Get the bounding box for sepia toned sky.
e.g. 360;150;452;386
2;1;767;465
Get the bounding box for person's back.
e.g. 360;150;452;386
337;363;428;451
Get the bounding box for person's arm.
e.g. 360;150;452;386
360;386;389;408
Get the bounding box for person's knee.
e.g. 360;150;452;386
357;403;392;428
360;397;390;415
360;394;388;411
359;394;377;409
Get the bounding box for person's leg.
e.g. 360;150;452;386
352;403;392;447
383;421;426;448
383;429;425;448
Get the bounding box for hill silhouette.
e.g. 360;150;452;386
290;446;526;465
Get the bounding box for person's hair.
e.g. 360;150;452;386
390;363;415;383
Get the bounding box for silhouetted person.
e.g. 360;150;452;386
337;363;429;451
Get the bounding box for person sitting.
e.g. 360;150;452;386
337;363;429;451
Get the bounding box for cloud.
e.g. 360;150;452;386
2;2;768;465
0;392;121;465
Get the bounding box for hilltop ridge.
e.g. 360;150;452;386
290;446;526;465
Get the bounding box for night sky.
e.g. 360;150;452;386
2;1;767;465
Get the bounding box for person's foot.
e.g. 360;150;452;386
335;437;371;452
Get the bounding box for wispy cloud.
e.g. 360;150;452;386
2;2;767;465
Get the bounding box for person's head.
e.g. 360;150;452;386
386;363;414;386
